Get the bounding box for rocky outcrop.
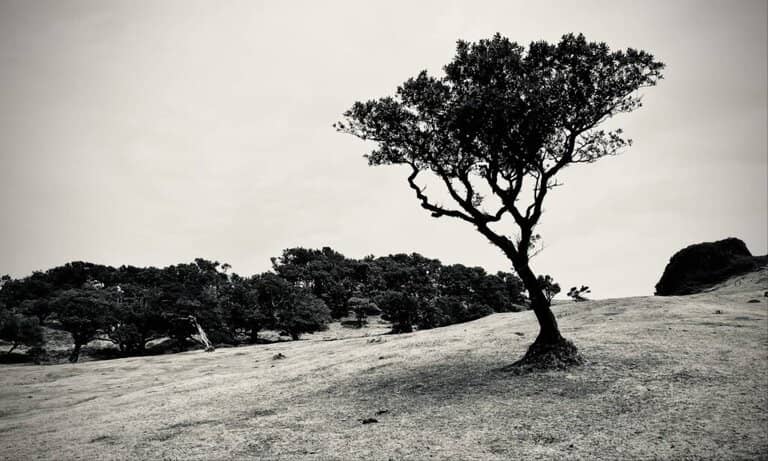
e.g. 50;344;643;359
655;238;767;296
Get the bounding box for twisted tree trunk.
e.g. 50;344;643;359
69;343;82;363
514;263;563;344
506;258;582;373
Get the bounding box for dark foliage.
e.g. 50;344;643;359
272;247;354;319
537;275;561;302
0;273;56;325
375;290;418;333
221;274;266;343
274;291;331;340
105;284;166;354
0;311;44;354
347;296;379;327
0;246;527;362
52;288;113;362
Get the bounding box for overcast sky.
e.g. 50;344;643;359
0;0;766;298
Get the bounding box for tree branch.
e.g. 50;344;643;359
528;133;577;225
484;164;527;226
406;163;475;223
475;221;520;263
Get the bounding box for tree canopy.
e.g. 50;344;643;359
337;33;662;256
0;248;527;362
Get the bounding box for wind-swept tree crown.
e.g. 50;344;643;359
336;33;664;233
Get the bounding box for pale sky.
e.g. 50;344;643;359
1;0;766;298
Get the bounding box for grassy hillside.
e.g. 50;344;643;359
1;270;766;460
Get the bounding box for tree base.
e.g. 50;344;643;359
501;336;583;375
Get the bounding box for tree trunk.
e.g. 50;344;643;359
392;322;413;334
69;343;82;363
392;310;413;333
36;312;49;327
504;256;583;372
513;262;563;345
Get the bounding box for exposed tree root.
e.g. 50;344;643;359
501;336;583;375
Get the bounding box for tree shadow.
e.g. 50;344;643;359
332;355;601;408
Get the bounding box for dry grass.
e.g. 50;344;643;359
1;270;766;460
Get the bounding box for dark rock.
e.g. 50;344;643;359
272;353;286;360
360;418;378;424
655;238;766;296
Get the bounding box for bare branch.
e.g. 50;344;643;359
406;163;475;223
484;164;527;226
527;133;577;226
475;221;519;262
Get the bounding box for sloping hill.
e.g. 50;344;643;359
1;270;766;460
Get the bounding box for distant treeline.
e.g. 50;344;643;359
0;247;529;362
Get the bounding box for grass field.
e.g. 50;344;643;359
1;270;766;460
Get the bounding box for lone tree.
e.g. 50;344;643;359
567;285;591;302
337;33;663;369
